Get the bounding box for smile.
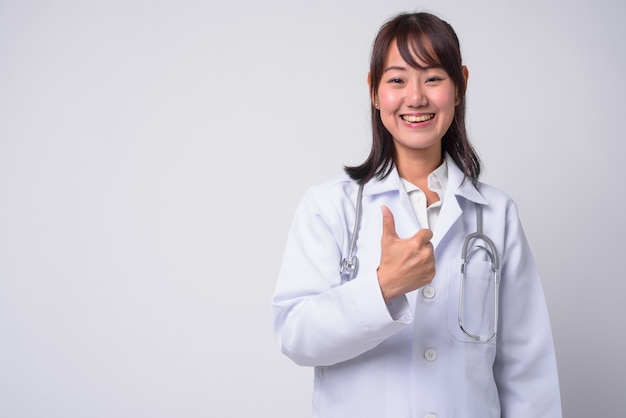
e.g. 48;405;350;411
402;114;434;123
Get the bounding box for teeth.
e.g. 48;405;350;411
402;114;434;123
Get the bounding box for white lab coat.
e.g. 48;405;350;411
272;156;562;418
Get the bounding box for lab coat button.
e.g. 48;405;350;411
422;286;435;299
424;348;437;362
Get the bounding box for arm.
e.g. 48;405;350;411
272;186;413;367
494;201;562;417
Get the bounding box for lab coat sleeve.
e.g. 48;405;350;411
272;185;412;367
494;200;562;417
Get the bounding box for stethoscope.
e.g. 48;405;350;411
340;183;500;343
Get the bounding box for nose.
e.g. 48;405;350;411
405;82;427;107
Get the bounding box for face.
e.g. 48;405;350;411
374;39;461;161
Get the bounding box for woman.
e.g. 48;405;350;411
272;12;561;418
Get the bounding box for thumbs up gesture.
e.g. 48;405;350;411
377;206;436;302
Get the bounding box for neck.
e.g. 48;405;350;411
395;148;443;206
395;148;443;186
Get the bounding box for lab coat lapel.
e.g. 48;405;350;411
364;168;422;233
432;157;487;249
432;186;461;249
364;159;487;248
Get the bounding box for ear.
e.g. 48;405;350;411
456;66;469;105
368;72;378;108
461;66;469;92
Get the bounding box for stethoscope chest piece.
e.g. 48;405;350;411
339;256;358;280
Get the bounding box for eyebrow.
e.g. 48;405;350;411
383;65;407;73
383;64;441;73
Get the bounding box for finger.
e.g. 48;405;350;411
381;206;399;240
413;228;434;246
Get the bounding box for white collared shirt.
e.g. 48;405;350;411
400;159;448;230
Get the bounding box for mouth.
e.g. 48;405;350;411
401;114;435;123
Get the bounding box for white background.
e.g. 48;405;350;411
1;0;625;416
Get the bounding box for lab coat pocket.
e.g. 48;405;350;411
447;257;497;344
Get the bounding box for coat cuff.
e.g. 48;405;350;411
347;271;413;331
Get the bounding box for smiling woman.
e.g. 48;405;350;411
272;11;562;418
374;39;462;191
346;13;479;190
1;0;624;416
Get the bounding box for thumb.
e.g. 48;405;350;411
381;206;399;240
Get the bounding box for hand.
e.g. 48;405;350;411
377;205;436;302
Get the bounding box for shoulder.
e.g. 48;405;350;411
301;173;360;209
291;173;362;238
310;172;359;193
474;180;523;220
476;181;513;203
447;157;516;212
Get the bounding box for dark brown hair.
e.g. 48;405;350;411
344;12;481;185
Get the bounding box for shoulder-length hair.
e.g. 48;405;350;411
345;12;481;185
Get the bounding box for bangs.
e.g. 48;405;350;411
369;12;463;94
395;31;442;69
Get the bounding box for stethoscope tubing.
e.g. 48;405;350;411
339;183;364;278
340;183;501;343
459;204;500;342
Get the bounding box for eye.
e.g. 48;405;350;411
426;76;443;83
386;77;404;84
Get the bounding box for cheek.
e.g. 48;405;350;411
435;90;458;112
377;89;401;109
434;96;458;128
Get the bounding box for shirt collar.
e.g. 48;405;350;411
399;159;448;196
363;154;487;205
